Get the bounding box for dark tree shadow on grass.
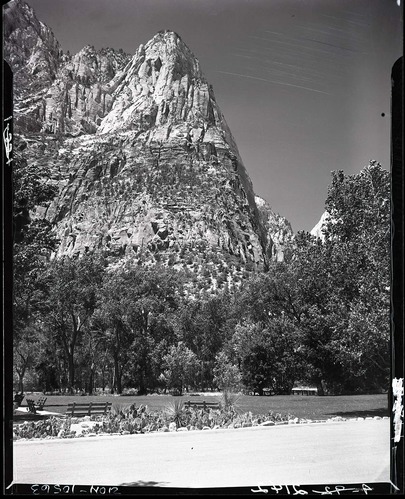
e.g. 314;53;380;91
326;407;389;418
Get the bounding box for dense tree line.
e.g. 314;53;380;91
13;161;390;395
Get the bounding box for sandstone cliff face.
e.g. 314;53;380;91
6;1;294;293
42;31;268;274
3;0;61;98
40;45;132;135
255;196;294;262
4;0;63;132
3;0;132;134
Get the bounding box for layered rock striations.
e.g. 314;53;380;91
6;0;294;293
42;31;269;274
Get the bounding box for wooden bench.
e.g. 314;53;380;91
36;397;47;409
66;402;112;417
185;400;220;411
26;397;47;414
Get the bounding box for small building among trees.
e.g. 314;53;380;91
291;386;318;396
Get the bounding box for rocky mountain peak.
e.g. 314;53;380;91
4;0;132;135
142;29;203;80
7;1;295;295
136;30;195;59
98;29;213;136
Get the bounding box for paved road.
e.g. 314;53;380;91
13;420;389;489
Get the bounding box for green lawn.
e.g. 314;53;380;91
21;393;389;420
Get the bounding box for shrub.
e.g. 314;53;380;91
220;390;242;414
13;416;69;439
164;399;185;428
160;342;200;395
121;387;139;396
13;403;295;440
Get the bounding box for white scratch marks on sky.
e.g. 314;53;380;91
221;14;372;98
214;70;331;95
300;38;359;53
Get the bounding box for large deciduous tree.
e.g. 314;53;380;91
290;161;390;393
174;290;238;390
212;351;242;391
40;256;104;393
13;145;59;392
160;342;200;395
231;161;390;395
230;316;303;395
94;265;182;394
321;161;390;391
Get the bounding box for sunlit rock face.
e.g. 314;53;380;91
5;2;294;292
40;45;132;135
41;30;268;271
255;196;294;262
4;0;63;131
310;211;329;241
4;0;132;134
3;0;61;98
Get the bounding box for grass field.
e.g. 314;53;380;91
20;393;389;420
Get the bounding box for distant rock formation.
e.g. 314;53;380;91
255;196;294;261
310;211;329;240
